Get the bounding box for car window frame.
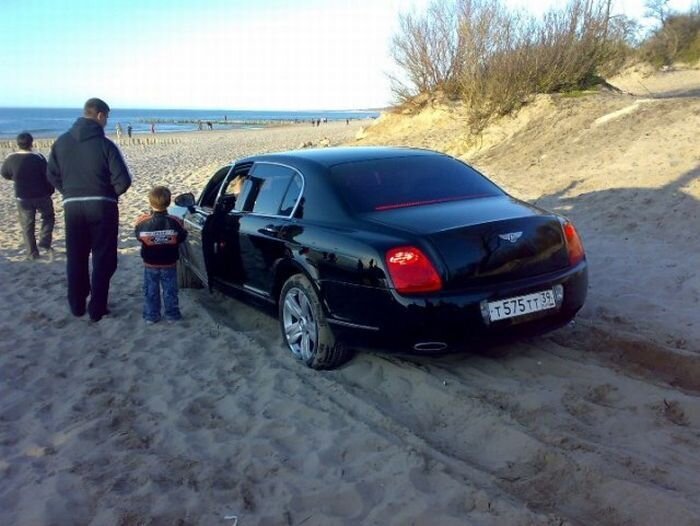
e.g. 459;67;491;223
197;164;235;211
210;161;255;214
238;161;305;219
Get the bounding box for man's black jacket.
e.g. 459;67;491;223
1;151;54;199
47;117;131;202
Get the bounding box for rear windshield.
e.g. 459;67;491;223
329;155;503;213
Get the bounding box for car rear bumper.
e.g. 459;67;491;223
322;261;588;352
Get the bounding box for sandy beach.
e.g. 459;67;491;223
2;66;700;526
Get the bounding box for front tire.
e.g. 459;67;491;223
279;274;350;369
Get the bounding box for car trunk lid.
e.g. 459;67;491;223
365;196;570;289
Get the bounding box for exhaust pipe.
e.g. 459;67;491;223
413;342;448;352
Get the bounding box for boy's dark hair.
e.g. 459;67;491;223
16;132;33;150
149;186;171;211
84;97;110;117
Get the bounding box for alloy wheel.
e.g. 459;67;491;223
282;286;318;361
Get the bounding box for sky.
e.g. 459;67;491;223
0;0;696;110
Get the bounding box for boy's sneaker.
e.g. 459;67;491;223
43;247;55;262
144;319;159;325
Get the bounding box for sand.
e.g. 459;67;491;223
1;73;700;526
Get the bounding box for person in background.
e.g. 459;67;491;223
1;132;55;260
47;97;132;322
151;122;155;133
134;186;188;324
127;123;133;138
115;122;122;140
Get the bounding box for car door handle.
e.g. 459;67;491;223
261;225;279;236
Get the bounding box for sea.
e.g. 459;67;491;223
0;107;381;139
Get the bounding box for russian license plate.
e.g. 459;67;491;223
488;289;557;322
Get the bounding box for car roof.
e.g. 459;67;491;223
235;146;446;169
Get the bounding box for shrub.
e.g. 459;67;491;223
640;11;700;66
391;0;633;133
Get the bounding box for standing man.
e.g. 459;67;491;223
47;98;132;322
1;132;55;260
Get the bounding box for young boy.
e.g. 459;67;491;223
1;131;55;260
135;186;188;323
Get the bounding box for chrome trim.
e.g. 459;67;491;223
413;342;448;352
180;256;208;287
327;319;380;331
190;264;208;286
183;216;204;230
242;284;270;297
213;163;237;205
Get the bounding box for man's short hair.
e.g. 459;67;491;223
16;132;33;150
149;186;171;211
84;97;110;117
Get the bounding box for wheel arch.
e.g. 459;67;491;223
272;257;318;305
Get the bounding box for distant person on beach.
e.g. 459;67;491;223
47;97;132;322
1;132;55;261
151;122;156;134
127;123;133;138
115;122;122;140
206;121;213;130
198;120;203;131
134;186;187;324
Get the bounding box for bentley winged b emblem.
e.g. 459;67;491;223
498;231;523;243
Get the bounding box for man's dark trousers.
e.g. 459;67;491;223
17;196;55;256
64;200;119;320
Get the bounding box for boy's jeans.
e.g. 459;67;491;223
143;266;181;322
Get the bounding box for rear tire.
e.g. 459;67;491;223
177;259;203;289
279;274;351;369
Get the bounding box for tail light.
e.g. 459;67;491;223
386;246;442;294
563;221;585;265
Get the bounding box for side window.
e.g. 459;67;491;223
215;163;253;213
221;163;253;199
198;165;232;208
278;174;302;216
240;163;297;216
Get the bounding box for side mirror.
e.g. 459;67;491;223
174;192;196;211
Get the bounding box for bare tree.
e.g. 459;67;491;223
390;0;631;130
645;0;673;24
390;0;463;102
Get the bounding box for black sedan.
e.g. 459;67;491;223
172;147;587;369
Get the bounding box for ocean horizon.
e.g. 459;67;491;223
0;107;381;139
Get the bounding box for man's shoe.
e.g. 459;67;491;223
26;251;40;261
42;247;55;261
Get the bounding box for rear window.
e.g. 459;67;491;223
329;155;503;213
